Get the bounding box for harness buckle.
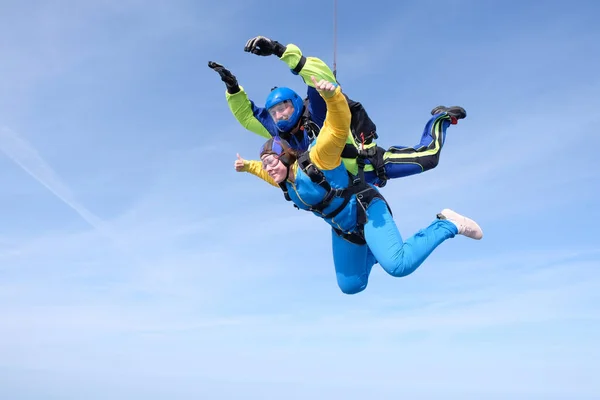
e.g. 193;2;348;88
358;146;377;159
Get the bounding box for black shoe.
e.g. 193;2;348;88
431;105;467;120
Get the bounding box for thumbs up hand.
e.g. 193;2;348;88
310;75;338;99
234;153;247;172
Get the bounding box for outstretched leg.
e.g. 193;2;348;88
363;198;481;278
364;107;466;183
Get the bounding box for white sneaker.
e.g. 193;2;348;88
437;208;483;240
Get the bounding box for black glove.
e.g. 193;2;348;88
244;36;286;58
208;61;240;94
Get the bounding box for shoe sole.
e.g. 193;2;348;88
431;106;467;119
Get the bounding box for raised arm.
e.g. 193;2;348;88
279;44;337;87
209;61;276;139
226;88;276;139
244;38;338;128
308;78;352;171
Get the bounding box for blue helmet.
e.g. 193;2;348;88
265;87;304;132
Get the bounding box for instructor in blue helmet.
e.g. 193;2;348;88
263;86;312;150
210;36;468;188
234;75;484;295
208;37;334;153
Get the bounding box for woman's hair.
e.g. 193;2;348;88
259;136;299;167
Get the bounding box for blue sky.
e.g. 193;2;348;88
1;0;599;398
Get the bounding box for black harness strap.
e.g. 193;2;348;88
278;182;292;201
302;119;320;141
332;186;391;245
278;152;391;245
291;98;321;143
361;146;387;188
297;152;354;219
341;144;388;187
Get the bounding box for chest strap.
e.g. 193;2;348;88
279;153;391;244
295;152;358;220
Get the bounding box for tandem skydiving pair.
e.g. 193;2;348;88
209;35;467;188
211;36;483;295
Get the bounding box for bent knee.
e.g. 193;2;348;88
379;259;417;278
337;276;368;295
421;154;440;172
386;268;414;278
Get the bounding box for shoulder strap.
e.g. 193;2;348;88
297;152;331;192
300;98;321;141
296;152;361;218
278;181;291;201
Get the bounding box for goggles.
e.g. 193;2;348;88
261;154;281;169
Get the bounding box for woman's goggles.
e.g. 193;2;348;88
261;154;281;169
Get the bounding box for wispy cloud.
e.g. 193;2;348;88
0;127;108;231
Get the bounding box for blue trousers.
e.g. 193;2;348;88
364;114;452;185
331;198;458;294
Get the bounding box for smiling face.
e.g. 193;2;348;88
260;154;288;183
265;87;303;133
268;100;295;125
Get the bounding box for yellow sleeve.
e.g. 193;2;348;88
242;160;299;190
242;160;279;187
308;86;352;170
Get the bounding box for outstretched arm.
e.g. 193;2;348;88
234;154;279;188
226;88;276;139
209;61;276;139
309;78;352;171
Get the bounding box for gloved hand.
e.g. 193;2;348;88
208;61;240;94
244;36;286;58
